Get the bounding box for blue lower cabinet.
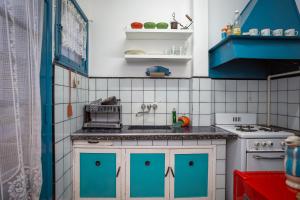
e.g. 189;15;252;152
80;153;117;198
130;153;166;198
174;154;209;198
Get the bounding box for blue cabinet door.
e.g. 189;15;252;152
80;153;117;198
173;153;209;198
129;153;166;198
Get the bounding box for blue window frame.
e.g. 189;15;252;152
55;0;89;75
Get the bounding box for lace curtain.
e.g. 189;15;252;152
61;0;87;64
0;0;43;199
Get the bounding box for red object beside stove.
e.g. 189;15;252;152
234;170;300;200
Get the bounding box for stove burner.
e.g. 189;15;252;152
259;126;280;132
235;125;258;132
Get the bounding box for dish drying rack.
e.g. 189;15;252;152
83;99;122;129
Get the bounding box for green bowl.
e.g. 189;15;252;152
156;22;168;29
144;22;156;29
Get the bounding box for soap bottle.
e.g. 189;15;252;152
232;10;241;35
172;108;177;124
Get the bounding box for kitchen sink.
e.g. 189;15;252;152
127;125;172;130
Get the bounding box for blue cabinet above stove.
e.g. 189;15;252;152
209;0;300;79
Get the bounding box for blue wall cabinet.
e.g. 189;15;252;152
74;148;123;200
126;149;170;200
170;149;215;200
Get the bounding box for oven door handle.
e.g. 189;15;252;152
253;155;285;160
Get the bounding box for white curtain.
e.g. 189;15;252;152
0;0;44;199
61;0;87;64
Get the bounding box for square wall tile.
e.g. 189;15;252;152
155;91;167;102
192;115;199;126
132;79;143;90
200;78;212;90
167;91;178;102
237;103;247;113
120;91;131;102
215;103;226;113
155;103;166;114
179;91;189;102
199;115;211;126
192;91;199;102
288;104;300;117
122;114;132;125
288;117;300;130
288;77;300;90
192;103;200;115
271;79;278;91
108;90;120;99
237;80;247;91
96;90;108;99
132;91;143;102
214;80;225;91
96;79;107;90
215;91;225;103
167;79;178;90
144;79;154;90
248;80;258;91
178;103;189;114
55;85;64;104
108;79;119;90
226;92;237;103
120;79;131;90
200;91;211;102
144;91;154;102
155;79;166;90
155;114;167;125
179;79;190;90
237;92;247;103
288;90;300;103
226;103;237;113
200;103;211;114
225;80;237;91
121;103;131;113
278;78;288;90
259;80;267;91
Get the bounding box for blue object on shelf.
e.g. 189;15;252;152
146;66;171;76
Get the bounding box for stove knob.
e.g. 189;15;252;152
254;142;260;149
262;142;267;147
267;141;274;147
280;141;286;147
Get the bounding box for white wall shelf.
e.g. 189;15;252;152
125;54;192;62
125;29;193;40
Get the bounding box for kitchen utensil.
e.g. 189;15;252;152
156;22;168;29
261;28;271;36
272;29;284;36
171;12;193;30
285;29;298;36
131;22;143;29
67;71;73;118
249;28;260;36
144;22;156;29
146;66;171;76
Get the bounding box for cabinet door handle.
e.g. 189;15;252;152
253;155;285;160
95;161;101;167
88;140;99;144
116;166;121;177
165;167;170;177
170;167;175;178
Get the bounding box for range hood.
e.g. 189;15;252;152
209;0;300;79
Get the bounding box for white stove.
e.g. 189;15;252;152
215;113;294;200
217;124;293;139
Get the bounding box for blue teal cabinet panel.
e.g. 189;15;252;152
174;154;209;198
130;153;166;198
80;153;117;198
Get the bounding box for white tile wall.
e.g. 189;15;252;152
54;65;89;200
271;76;300;130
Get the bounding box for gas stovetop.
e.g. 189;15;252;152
216;124;293;138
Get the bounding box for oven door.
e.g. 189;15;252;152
246;152;285;171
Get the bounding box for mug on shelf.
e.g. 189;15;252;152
285;29;298;36
249;28;260;36
272;29;284;36
261;28;271;36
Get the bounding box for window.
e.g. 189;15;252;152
55;0;88;75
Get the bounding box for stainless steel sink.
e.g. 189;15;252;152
127;125;172;130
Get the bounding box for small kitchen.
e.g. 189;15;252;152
1;0;300;200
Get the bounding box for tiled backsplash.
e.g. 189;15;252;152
89;78;191;126
54;65;89;200
270;76;300;130
212;79;268;125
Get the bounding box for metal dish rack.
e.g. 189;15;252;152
83;99;122;129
